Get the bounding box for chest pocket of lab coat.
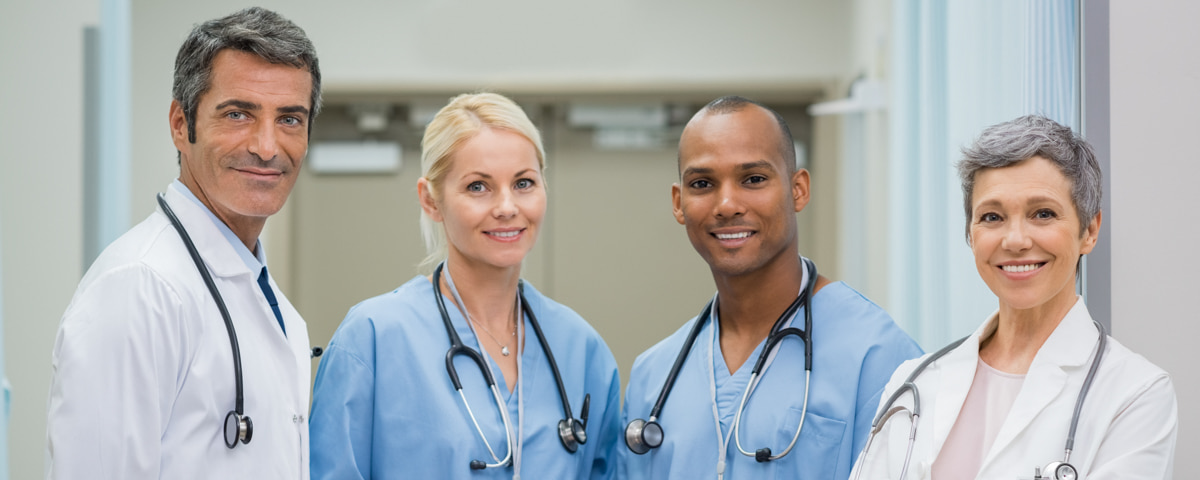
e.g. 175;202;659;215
773;406;846;480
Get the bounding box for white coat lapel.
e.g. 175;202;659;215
982;298;1097;466
161;187;254;279
927;326;984;461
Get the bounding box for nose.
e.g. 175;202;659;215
247;121;279;162
714;183;745;219
1000;219;1033;252
493;188;518;219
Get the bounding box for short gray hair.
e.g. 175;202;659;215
172;7;322;143
957;114;1101;240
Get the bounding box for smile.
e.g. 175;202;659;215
1000;263;1045;273
715;232;753;240
485;229;525;242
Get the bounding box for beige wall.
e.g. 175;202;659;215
1109;0;1200;475
0;2;98;479
126;1;857;391
292;100;840;390
0;1;856;476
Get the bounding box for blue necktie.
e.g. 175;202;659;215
257;267;286;336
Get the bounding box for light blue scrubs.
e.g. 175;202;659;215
310;276;621;479
618;282;922;480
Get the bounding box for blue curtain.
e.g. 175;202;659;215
888;0;1079;349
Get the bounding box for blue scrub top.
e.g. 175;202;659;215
310;276;622;479
618;282;922;480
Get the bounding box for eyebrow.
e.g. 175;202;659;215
682;160;775;177
974;195;1067;211
215;99;259;111
214;100;310;117
464;168;538;180
737;160;775;171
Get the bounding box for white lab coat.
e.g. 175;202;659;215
47;186;312;479
851;299;1176;480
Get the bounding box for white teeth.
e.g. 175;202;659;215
1002;263;1043;273
716;232;752;240
489;230;519;238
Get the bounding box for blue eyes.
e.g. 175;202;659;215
466;178;537;193
224;111;302;126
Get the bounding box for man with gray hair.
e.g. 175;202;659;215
47;7;321;478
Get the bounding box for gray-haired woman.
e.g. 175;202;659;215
852;115;1177;480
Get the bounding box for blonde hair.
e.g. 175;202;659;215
418;92;546;271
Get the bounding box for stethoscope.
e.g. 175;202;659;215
625;257;817;469
431;262;590;472
853;320;1107;480
157;193;252;449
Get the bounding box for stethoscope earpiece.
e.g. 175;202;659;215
223;410;253;448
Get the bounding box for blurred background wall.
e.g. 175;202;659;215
2;1;1196;478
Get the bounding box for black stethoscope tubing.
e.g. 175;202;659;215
431;263;589;470
157;193;252;449
625;257;817;460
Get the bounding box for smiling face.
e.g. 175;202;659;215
420;127;546;273
969;156;1100;316
171;49;312;244
672;106;809;279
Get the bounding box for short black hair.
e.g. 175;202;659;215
696;95;797;173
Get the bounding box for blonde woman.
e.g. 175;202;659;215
310;93;621;479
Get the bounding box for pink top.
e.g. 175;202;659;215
931;358;1025;479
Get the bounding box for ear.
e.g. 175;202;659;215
1079;210;1102;255
169;100;190;154
417;177;443;222
671;183;685;225
791;168;811;213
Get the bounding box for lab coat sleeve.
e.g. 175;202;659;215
309;317;376;480
590;354;622;480
1086;373;1178;479
47;264;185;479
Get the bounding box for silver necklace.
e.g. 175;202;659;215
472;309;517;356
444;264;519;356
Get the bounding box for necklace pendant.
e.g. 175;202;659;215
501;346;510;356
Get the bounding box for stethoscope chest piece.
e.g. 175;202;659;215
223;410;253;448
558;392;591;452
1036;462;1077;480
558;419;585;453
624;418;663;454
